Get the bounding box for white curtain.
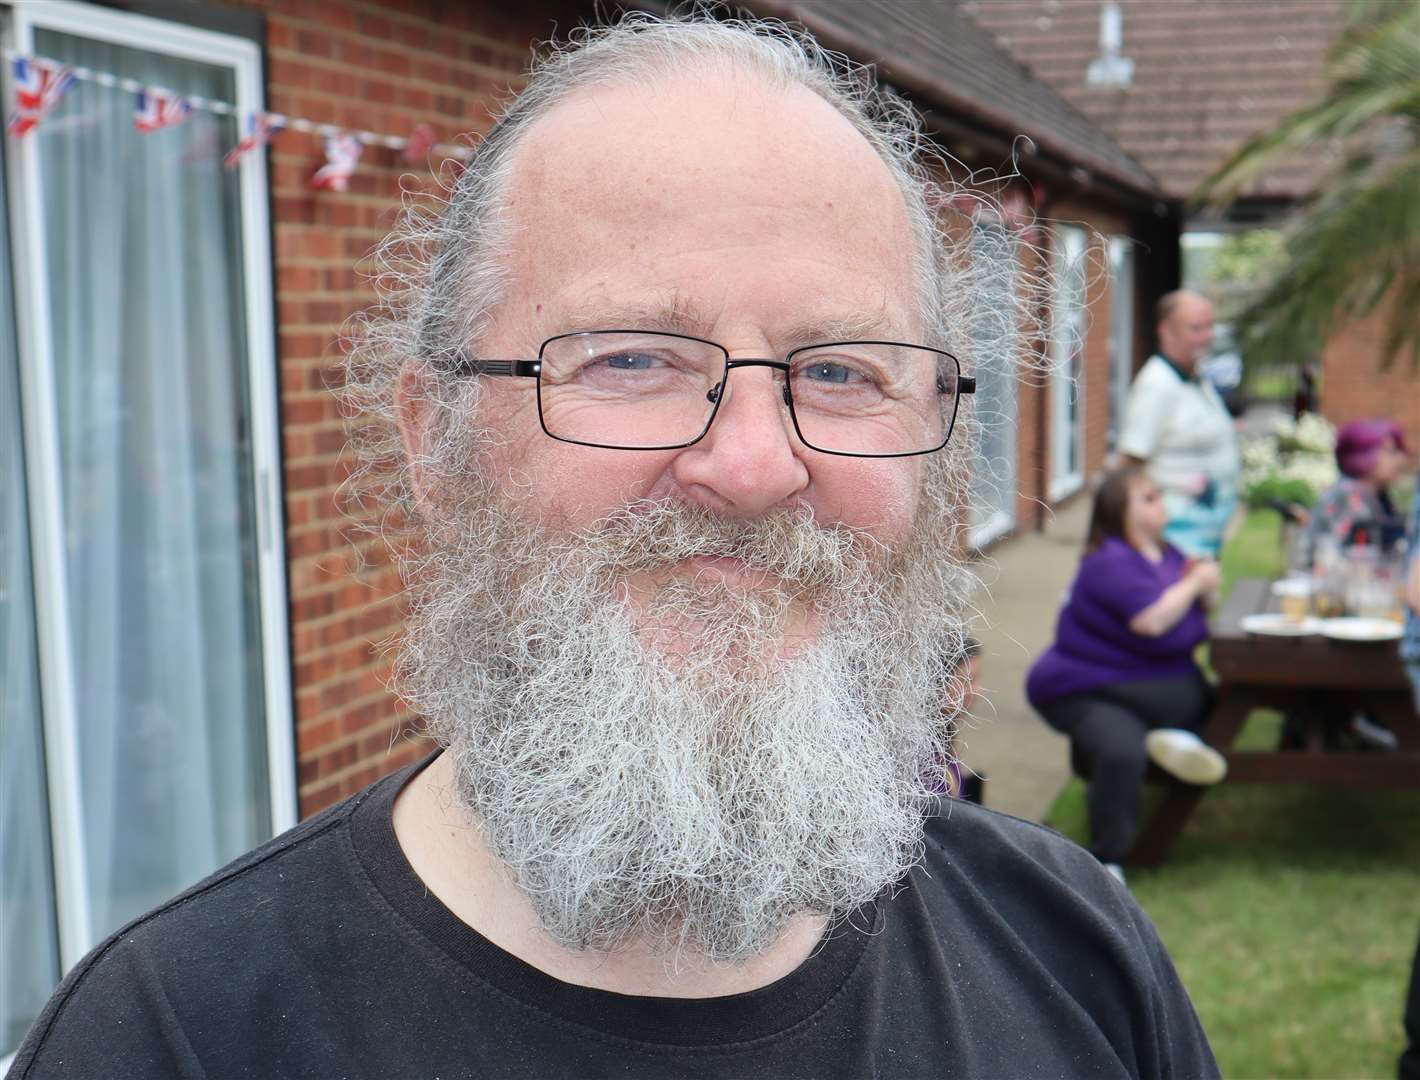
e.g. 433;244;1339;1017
1050;226;1089;489
967;218;1020;543
1107;238;1136;448
1;139;62;1057
34;30;270;937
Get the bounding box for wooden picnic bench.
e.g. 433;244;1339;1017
1127;577;1419;867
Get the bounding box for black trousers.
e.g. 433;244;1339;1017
1402;920;1420;1080
1037;672;1215;863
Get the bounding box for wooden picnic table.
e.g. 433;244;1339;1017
1127;577;1419;866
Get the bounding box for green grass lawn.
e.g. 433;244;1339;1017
1219;504;1286;595
1041;510;1420;1078
1243;367;1297;403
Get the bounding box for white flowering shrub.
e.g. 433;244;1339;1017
1241;413;1337;508
1273;412;1335;456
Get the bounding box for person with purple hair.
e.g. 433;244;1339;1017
1301;418;1414;751
1306;418;1411;557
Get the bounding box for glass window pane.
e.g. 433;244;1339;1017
34;30;271;937
968;219;1019;544
1051;225;1088;492
1107;237;1136;447
0;138;63;1057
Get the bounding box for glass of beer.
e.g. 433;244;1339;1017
1271;578;1313;622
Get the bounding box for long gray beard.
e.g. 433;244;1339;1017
399;484;966;964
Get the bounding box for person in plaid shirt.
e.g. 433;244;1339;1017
1402;470;1420;712
1305;418;1409;559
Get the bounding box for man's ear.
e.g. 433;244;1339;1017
396;362;441;512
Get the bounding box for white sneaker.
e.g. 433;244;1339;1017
1145;729;1228;786
1349;713;1399;751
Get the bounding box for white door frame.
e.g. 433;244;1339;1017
1049;224;1087;501
1107;235;1136;450
966;219;1019;549
4;0;295;971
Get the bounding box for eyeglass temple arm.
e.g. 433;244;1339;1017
447;354;540;378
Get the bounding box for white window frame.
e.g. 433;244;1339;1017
1106;235;1136;450
1048;224;1087;502
966;220;1019;550
968;495;1015;551
3;0;295;976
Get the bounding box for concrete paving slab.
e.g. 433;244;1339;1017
958;497;1092;822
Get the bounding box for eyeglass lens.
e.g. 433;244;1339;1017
537;332;958;455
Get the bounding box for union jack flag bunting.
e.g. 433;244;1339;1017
133;87;192;133
309;133;363;192
7;57;76;137
401;122;435;164
223;111;287;169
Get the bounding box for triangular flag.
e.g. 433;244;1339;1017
309;133;363;192
134;87;192;133
401;122;435;164
7;57;76;137
224;111;287;169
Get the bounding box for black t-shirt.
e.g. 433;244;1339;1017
10;755;1217;1079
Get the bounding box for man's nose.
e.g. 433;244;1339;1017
669;363;810;517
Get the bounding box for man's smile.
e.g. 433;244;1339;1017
673;555;779;592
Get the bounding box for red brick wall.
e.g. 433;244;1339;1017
1068;205;1131;483
1318;301;1420;453
1013;238;1049;530
236;0;584;815
1013;203;1134;530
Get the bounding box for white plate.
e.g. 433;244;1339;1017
1318;617;1403;642
1240;613;1322;636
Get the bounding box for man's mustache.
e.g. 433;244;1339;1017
564;498;876;590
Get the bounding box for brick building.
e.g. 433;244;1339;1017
965;0;1419;448
3;0;1170;1052
751;0;1171;533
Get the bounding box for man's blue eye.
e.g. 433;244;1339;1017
804;362;853;384
604;352;655;370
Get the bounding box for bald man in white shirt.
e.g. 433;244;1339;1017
1118;290;1240;557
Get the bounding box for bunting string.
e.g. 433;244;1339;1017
3;48;475;183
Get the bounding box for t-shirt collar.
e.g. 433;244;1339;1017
1158;353;1199;383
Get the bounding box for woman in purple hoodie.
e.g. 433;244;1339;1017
1027;464;1228;878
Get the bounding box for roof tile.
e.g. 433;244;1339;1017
750;0;1160;195
963;0;1346;199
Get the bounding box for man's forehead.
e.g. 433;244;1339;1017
510;85;902;220
497;70;920;345
514;64;888;170
1172;295;1214;322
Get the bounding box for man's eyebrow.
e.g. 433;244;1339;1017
554;295;714;336
548;299;905;346
777;312;903;345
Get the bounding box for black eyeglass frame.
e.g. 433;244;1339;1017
450;329;975;459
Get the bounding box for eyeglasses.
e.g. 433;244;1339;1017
450;330;974;458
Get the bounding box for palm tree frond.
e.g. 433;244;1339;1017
1230;147;1420;370
1195;2;1419;205
1196;2;1420;370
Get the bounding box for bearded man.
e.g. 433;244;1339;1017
12;14;1217;1079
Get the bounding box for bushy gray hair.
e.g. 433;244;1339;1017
341;9;1043;530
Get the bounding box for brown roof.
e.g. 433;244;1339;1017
963;0;1347;201
747;0;1160;197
